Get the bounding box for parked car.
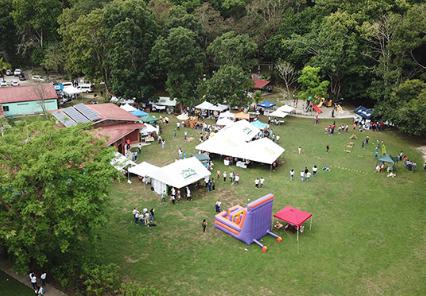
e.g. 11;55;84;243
13;69;22;76
19;73;26;81
32;75;45;82
11;79;19;86
77;83;93;93
5;69;13;76
0;80;7;87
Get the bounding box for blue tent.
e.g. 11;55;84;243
131;109;148;118
257;100;276;109
354;106;373;119
378;154;395;164
251;120;269;129
54;83;64;91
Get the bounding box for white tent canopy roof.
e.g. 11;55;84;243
196;101;229;112
177;113;189;121
196;120;284;165
129;157;211;189
216;118;235;126
269;110;289;118
120;103;136;112
218;111;235;120
277;104;296;113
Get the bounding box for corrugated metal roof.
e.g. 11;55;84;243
0;84;58;104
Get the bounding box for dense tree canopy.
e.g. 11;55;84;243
0;120;117;281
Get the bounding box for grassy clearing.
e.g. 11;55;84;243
0;270;34;296
95;115;426;296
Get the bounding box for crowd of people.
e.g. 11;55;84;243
132;208;156;226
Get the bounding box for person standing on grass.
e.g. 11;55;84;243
290;169;295;180
234;174;240;185
184;131;188;142
171;194;176;205
161;139;165;149
255;177;260;188
216;170;221;179
326;145;330;152
202;219;207;232
149;208;155;222
312;165;318;176
133;209;139;224
223;171;227;182
230;171;234;184
300;170;305;182
315;114;319;124
260;177;265;188
365;135;369;145
186;186;191;200
178;147;182;159
298;146;302;155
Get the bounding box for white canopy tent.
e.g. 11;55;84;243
269;110;289;118
177;113;189;121
63;86;82;96
196;120;284;165
120;103;136;112
196;101;229;112
277;104;296;113
128;157;211;195
140;124;159;136
216;118;234;126
218;111;235;120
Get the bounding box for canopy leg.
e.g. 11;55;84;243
310;217;313;230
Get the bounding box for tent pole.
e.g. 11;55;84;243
310;217;313;230
297;229;300;255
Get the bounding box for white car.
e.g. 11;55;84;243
14;69;22;76
78;83;93;93
6;69;12;76
32;75;45;82
0;80;7;87
11;80;19;86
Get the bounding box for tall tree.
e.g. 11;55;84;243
11;0;62;53
276;60;298;101
207;31;257;70
150;26;205;106
297;65;329;100
0;120;117;279
202;65;251;106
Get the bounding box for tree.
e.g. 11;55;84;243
59;8;110;85
194;2;227;47
276;60;298;101
377;79;426;136
150;27;204;107
0;57;11;77
41;43;65;73
167;5;202;35
11;0;62;53
202;65;251;107
0;120;117;278
207;31;257;70
105;0;159;99
0;0;18;60
297;65;329;99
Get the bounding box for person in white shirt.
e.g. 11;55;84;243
29;273;37;292
134;211;139;224
223;171;227;182
40;272;47;287
38;286;45;296
260;177;265;188
234;174;240;184
255;178;260;188
300;171;305;182
290;169;295;180
229;171;234;183
312;165;318;176
186;187;191;200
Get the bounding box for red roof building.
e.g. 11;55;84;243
253;79;270;90
86;103;139;125
91;123;144;153
0;84;58;104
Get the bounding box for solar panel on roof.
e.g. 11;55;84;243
51;110;78;127
62;107;91;123
74;103;101;121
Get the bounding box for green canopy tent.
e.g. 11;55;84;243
140;114;157;124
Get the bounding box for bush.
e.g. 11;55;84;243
119;282;162;296
81;263;121;296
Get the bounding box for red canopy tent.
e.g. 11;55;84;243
274;206;313;241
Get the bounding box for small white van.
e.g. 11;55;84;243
78;83;93;93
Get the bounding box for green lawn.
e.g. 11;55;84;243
0;270;34;296
95;115;426;296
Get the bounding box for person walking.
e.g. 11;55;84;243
230;171;234;184
184;131;188;142
255;178;260;188
202;219;207;232
365;135;369;145
149;208;155;222
298;146;302;155
216;170;221;179
300;170;305;182
312;165;318;176
290;169;295;180
161;139;165;149
37;286;45;296
223;171;227;182
326;145;330;152
186;186;191;200
260;177;265;188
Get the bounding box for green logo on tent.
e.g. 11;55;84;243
182;168;196;179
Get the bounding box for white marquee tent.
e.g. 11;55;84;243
269;110;289;118
277;104;296;113
196;101;229;112
120;103;137;112
128;157;211;195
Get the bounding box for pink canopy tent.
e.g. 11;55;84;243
274;206;313;241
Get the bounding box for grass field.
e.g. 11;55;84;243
0;270;33;296
95;115;426;296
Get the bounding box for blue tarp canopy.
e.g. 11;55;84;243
378;154;395;164
257;100;276;109
354;106;373;119
54;83;64;91
251;120;269;129
131;109;148;117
